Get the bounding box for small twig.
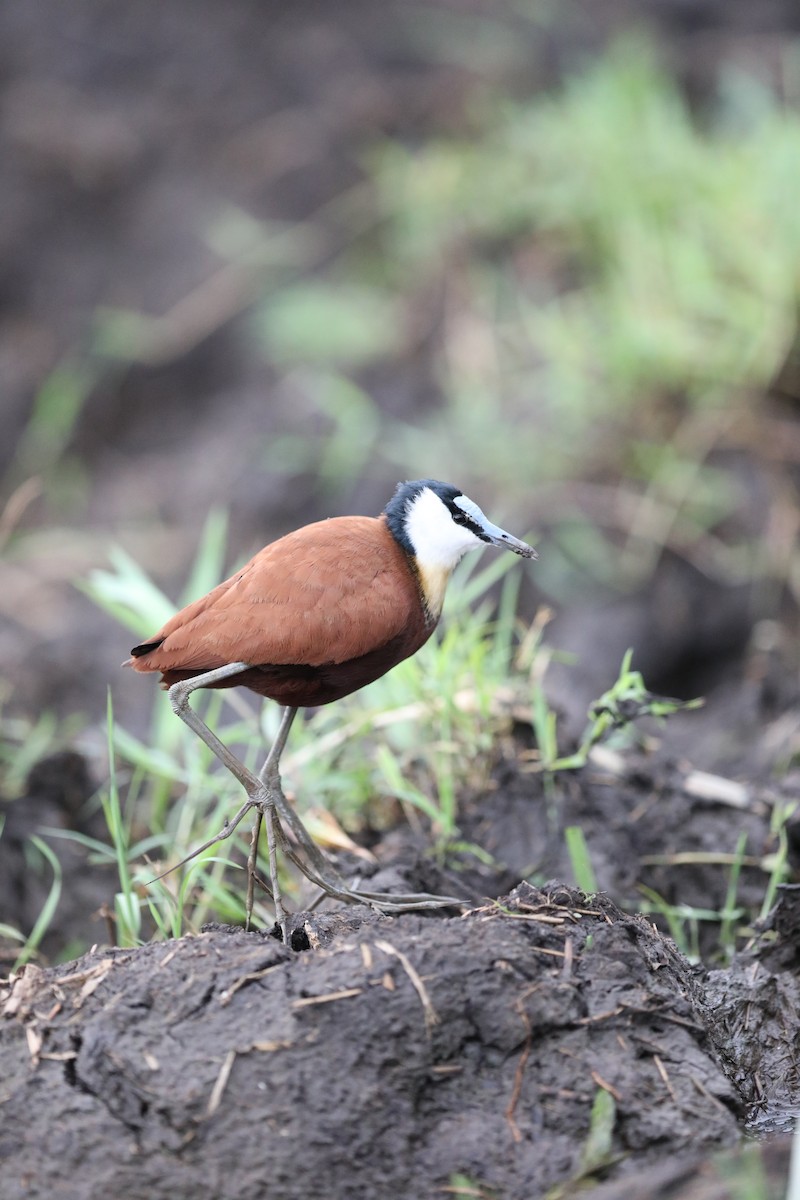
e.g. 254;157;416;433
590;1070;623;1102
653;1054;678;1103
250;1039;294;1053
157;945;182;969
575;1007;625;1026
438;1187;490;1198
52;962;113;987
496;910;567;927
505;1004;533;1143
586;745;627;776
374;940;439;1030
292;987;363;1009
639;851;761;867
625;1004;704;1032
561;936;574;981
688;1073;734;1113
219;963;283;1006
25;1026;43;1067
206;1049;237;1118
53;959;115;1007
683;769;751;810
438;1186;492;1198
587;748;759;814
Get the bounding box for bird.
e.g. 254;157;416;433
127;479;537;942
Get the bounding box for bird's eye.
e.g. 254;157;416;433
451;510;468;525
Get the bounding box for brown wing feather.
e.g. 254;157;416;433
130;515;424;678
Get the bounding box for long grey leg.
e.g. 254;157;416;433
258;706;298;787
258;707;360;896
163;668;465;925
244;810;262;927
247;705;300;939
169;663;263;791
168;663;289;937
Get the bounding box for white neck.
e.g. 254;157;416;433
403;488;485;619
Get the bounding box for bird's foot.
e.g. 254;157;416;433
258;779;465;915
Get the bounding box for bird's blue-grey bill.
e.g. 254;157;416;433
483;522;538;559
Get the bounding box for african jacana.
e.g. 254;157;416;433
128;479;537;941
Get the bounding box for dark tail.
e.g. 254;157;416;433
130;638;164;658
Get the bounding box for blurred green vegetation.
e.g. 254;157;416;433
13;39;800;607
243;40;800;595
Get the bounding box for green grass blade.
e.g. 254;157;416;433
14;836;63;969
565;825;598;893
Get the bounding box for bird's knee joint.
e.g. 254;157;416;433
168;681;191;714
253;780;277;813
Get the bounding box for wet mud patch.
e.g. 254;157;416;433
705;885;800;1137
1;885;743;1200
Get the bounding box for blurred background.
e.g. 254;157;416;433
3;0;800;955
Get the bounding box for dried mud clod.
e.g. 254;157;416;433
704;885;800;1134
0;884;740;1200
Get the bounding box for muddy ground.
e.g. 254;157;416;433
3;1;800;1198
0;879;797;1200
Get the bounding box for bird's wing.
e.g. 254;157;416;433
133;516;421;672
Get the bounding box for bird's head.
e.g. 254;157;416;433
385;479;537;599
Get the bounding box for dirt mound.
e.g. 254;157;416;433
1;884;743;1200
